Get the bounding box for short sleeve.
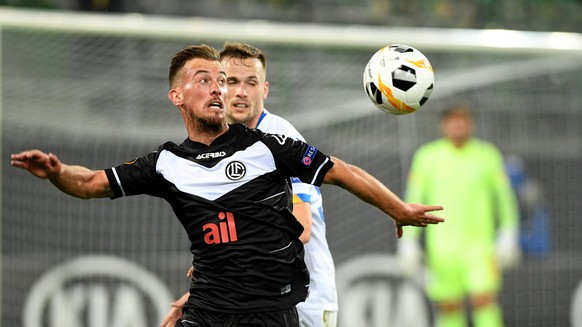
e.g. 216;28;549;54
105;151;164;199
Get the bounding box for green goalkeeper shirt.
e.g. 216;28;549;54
404;137;519;259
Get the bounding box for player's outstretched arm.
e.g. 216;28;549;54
323;156;444;238
11;149;113;199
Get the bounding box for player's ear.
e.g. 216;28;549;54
168;88;183;106
263;80;269;100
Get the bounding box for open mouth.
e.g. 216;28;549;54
231;102;249;110
208;100;224;110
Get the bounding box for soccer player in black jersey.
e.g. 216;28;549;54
11;44;444;327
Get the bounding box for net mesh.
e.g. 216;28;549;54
2;11;582;327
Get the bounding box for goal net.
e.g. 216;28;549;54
2;7;581;327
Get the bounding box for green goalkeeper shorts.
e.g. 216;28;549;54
426;250;501;301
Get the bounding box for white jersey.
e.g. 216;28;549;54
256;109;339;311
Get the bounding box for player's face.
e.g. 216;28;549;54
169;58;227;129
442;115;473;145
221;57;269;128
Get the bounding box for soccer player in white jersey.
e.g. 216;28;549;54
160;41;339;327
221;42;338;327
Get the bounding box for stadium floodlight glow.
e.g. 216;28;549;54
548;32;582;50
479;29;527;48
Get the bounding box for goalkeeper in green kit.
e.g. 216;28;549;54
398;106;520;327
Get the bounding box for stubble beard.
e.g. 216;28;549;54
187;109;226;135
226;111;249;125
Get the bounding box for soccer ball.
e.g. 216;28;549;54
363;44;434;115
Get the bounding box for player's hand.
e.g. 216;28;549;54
187;266;194;278
161;266;193;327
160;292;189;326
395;204;444;238
11;150;62;179
159;304;182;327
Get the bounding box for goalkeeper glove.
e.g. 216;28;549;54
495;229;521;269
396;238;423;277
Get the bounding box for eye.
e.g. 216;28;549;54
218;77;227;87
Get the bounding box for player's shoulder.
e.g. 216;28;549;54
258;109;305;141
160;140;180;151
152;140;188;162
416;138;444;155
458;139;503;167
244;124;291;148
470;138;501;155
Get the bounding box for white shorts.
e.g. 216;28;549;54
297;307;338;327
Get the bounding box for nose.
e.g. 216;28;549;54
234;84;247;97
210;80;223;96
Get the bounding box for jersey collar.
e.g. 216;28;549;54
255;109;268;129
181;124;242;150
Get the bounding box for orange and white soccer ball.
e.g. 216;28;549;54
363;44;434;115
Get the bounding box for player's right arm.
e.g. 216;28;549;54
10;149;112;199
323;156;443;238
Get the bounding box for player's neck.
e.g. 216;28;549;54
227;109;264;129
449;137;469;148
188;123;230;146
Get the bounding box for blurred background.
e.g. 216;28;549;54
1;1;581;327
1;0;582;31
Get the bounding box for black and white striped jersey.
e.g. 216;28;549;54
104;123;334;313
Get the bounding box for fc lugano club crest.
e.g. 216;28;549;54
225;161;246;180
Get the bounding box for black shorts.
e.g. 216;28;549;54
175;307;299;327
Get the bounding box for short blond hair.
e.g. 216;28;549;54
219;41;267;71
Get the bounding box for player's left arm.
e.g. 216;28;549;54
491;150;520;230
495;177;519;230
489;148;521;268
323;156;444;238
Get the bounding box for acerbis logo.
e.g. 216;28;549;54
23;255;173;327
225;161;246;180
336;254;434;327
196;151;227;160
